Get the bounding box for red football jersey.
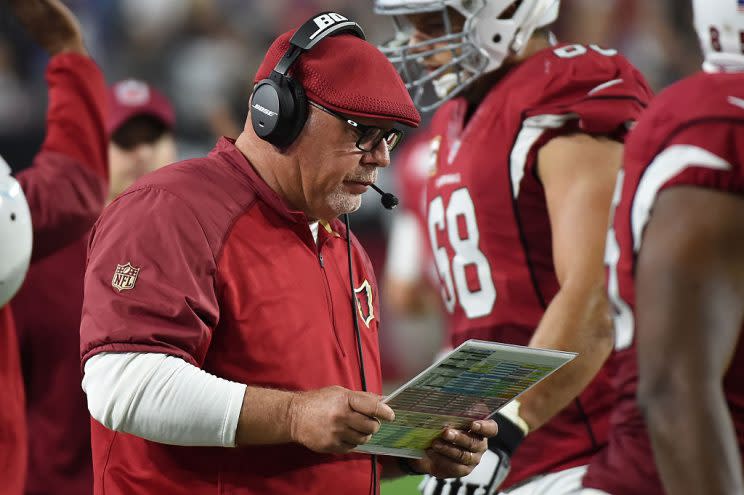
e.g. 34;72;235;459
424;44;652;487
585;71;744;494
80;138;383;495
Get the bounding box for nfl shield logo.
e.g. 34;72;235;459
112;262;141;292
354;280;375;328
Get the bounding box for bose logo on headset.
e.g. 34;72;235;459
250;12;365;148
252;103;278;118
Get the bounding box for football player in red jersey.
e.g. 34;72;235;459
374;1;653;493
604;1;744;494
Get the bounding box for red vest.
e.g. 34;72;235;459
81;138;382;494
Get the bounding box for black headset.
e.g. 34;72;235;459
250;12;365;148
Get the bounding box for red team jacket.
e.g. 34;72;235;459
0;54;107;495
79;138;383;495
424;44;652;488
584;70;744;494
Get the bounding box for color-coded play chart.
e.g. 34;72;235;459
356;340;575;458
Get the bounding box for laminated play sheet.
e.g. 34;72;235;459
355;339;576;458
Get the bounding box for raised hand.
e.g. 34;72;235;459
5;0;87;56
288;385;395;454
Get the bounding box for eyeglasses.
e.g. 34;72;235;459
309;101;404;153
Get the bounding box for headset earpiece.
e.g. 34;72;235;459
250;12;365;149
284;78;308;147
250;74;307;149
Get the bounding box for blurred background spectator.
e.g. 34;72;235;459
0;0;700;401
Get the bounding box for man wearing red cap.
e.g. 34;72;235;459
10;79;176;495
79;15;498;495
0;1;109;494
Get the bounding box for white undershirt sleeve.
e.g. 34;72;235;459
82;352;246;447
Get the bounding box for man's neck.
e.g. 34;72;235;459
235;131;281;190
234;131;314;219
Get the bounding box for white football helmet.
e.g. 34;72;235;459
0;154;32;307
693;0;744;73
374;0;560;111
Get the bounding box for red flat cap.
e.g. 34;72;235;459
107;79;176;136
254;30;420;128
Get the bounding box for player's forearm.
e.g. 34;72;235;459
520;284;613;430
235;387;297;446
639;382;744;495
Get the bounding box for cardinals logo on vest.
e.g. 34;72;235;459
354;279;375;328
112;262;141;292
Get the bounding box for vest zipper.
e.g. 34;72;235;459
318;248;346;357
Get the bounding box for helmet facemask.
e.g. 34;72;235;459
375;0;560;112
